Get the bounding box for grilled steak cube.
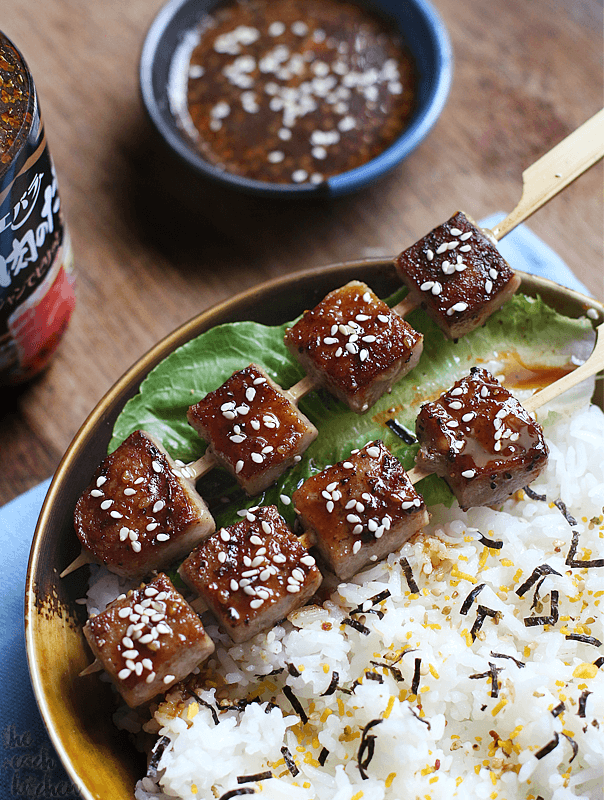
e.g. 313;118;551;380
284;281;423;413
187;364;318;495
179;505;322;643
415;366;549;510
83;573;214;708
395;211;521;339
293;440;429;580
74;430;215;580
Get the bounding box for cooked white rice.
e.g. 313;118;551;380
80;393;602;800
111;395;604;800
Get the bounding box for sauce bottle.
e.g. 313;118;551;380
0;31;75;384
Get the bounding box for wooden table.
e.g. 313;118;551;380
1;0;602;505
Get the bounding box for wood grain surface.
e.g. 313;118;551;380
1;0;602;504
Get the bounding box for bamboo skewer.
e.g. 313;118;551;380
490;109;604;241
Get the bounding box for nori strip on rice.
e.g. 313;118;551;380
187;689;220;725
565;633;603;647
147;735;170;780
280;745;299;777
357;719;383;779
535;732;560;759
237;771;273;784
554;498;578;526
400;557;419;593
350;590;391;618
551;701;565;717
490;651;526;668
370;659;403;683
318;747;329;766
283;685;308;724
219;789;256;799
562;732;579;762
469;662;502;698
530;575;549;609
515;564;561;597
477;531;503;549
524;485;547;502
342;617;371;635
470;605;499;640
321;670;340;696
460;583;486;614
566;529;604;568
524;590;559;627
577;690;592;717
411;658;421;695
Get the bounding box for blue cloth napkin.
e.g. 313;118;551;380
0;478;80;799
0;220;592;799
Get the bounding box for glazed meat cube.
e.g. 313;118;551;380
74;430;215;580
293;440;429;580
178;505;322;643
187;364;318;495
284;280;423;413
395;211;521;339
83;573;215;708
415;367;549;510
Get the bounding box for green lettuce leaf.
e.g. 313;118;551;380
110;292;593;528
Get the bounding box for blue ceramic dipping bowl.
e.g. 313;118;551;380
140;0;453;198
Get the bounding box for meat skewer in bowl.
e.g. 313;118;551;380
63;363;320;579
63;315;604;582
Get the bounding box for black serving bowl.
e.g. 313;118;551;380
139;0;453;197
25;261;603;799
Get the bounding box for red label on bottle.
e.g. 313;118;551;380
0;137;75;383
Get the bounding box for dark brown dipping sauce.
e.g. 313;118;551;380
171;0;418;184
